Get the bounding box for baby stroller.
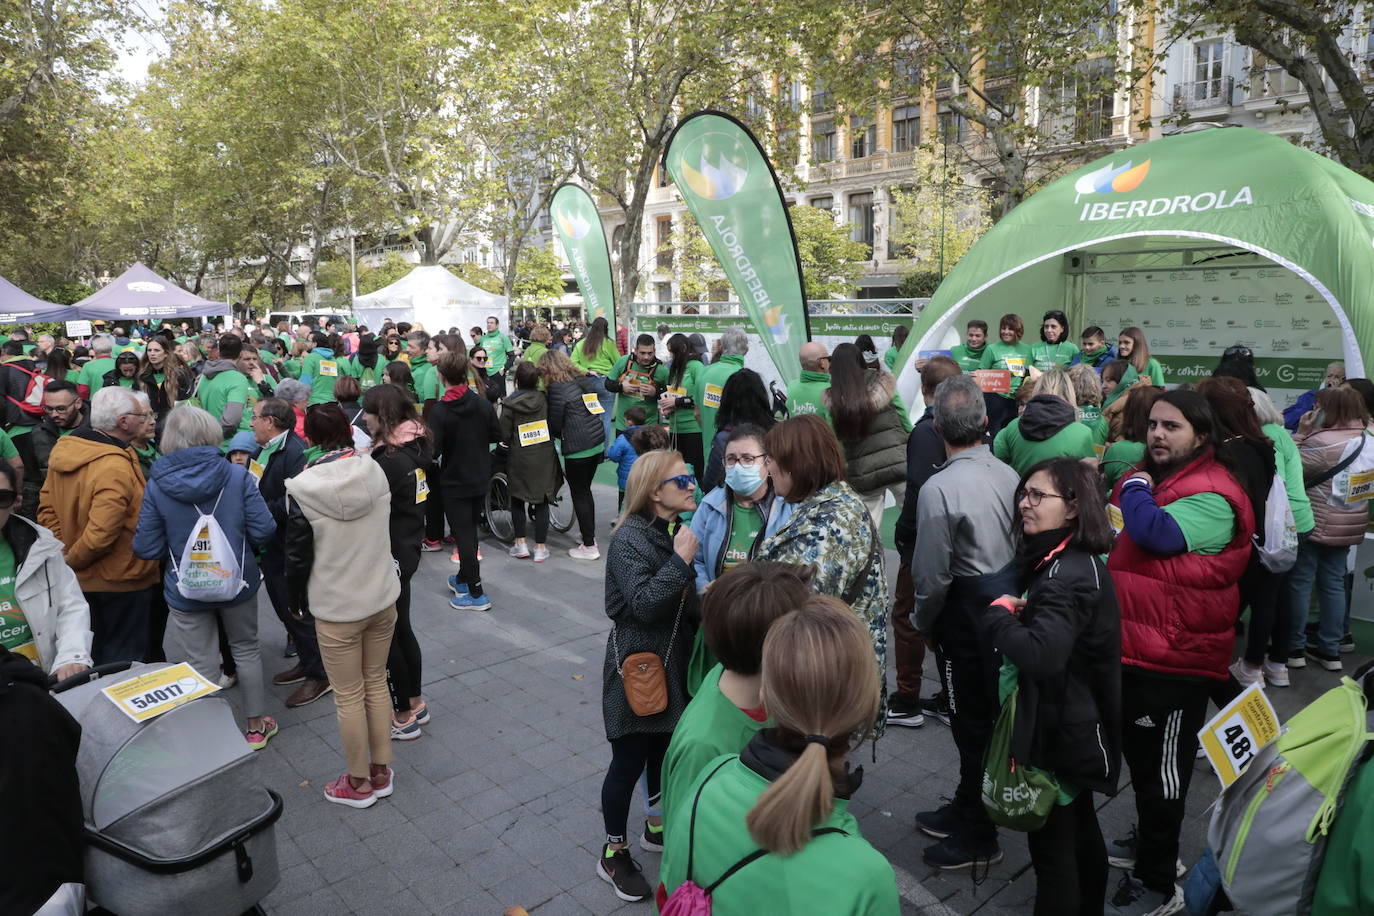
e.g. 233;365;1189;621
52;661;282;916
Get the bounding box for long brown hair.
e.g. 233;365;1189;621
579;316;610;362
141;337;189;407
1119;327;1150;374
745;597;879;854
826;343;875;443
362;383;431;452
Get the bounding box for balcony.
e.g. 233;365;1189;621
1244;66;1304;106
1171;76;1235;116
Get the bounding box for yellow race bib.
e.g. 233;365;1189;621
702;384;723;409
518;421;551;446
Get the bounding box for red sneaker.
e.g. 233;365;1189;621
324;773;376;809
371;767;395;798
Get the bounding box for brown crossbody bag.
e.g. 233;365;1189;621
611;588;686;717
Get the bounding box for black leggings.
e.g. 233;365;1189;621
387;557;422;713
443;494;484;597
601;732;671;843
564;454;600;547
671;431;704;480
424;475;446;542
511;498;549;543
1242;556;1292;667
1026;791;1107;916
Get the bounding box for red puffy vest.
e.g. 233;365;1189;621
1108;448;1255;680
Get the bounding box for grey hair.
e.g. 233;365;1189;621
275;378;310;403
1248;387;1283;427
89;386;141;431
91;334;114;355
718;327;748;356
161;405;224;452
257;397;294;432
37;334;54;344
933;375;987;446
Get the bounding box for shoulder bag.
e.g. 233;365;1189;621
612;587;686;717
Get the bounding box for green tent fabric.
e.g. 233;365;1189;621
895;127;1374;405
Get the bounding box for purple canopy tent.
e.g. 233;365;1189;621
0;275;78;324
74;263;226;322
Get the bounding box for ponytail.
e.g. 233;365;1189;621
746;739;844;854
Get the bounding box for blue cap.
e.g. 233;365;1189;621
226;430;259;456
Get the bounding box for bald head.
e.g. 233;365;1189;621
799;342;830;372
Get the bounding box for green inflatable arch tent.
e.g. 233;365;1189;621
895;126;1374;411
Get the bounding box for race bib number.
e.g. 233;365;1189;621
702;384;723;409
102;662;221;723
667;386;687;398
972;370;1011;394
319;360;339;377
248;459;265;484
1004;356;1027;377
1346;468;1374;502
415;468;429;504
1197;683;1280;788
582;393;605;415
1106;502;1124;534
518;420;551;446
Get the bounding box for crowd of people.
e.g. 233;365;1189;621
4;307;1371;916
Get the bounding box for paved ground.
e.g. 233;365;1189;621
172;479;1365;916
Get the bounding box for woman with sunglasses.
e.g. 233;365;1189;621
597;449;701;904
980;457;1120;916
469;349;499;403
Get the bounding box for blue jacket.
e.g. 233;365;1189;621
133;446;277;611
1283;388;1318;432
689;484;794;592
1083;344;1117;371
606;425;642;489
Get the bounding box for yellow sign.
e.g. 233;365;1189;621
414;468;429;504
518;420;551;446
319;360;339;377
1198;683;1281;788
102;663;221;723
702;384;723;409
582;393;605;415
1107;502;1124;534
1347;468;1374;502
667;386;687;397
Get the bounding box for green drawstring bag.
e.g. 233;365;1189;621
981;683;1060;831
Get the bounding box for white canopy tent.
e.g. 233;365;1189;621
352;265;507;335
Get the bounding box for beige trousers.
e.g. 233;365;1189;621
315;605;397;778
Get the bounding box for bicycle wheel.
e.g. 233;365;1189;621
549;480;574;533
485;473;515;544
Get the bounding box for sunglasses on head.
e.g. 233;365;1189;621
661;474;696;491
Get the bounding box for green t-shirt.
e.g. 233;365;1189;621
608;354;665;431
1101;440;1145;493
115;376;135;389
949;343;986;373
883;346;900;372
660;664;770;829
663;359;704;435
723;502;764;571
0;542;35;664
199;368;251;435
522;341;549;368
979;340;1035;397
350;357;386;392
479;330;513;376
300;350;340;405
0;429;18;461
1031;340;1080;372
571;338;620;376
408;353;438;402
1162;492;1235;555
697;353;743;448
77;357;116;392
785;370;832;422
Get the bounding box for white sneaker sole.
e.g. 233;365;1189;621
324;789;376;809
595;858;647;902
372;769;394;798
1107;856;1187;878
886;713;926;728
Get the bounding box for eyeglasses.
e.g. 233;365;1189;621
660;474;696;491
1017;486;1068;507
723;453;764;468
43;402;76;413
121;411;154;420
0;491;16;509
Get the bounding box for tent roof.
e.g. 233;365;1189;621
0;275;78;323
899;126;1374;386
75;263;224;321
352;265;507;311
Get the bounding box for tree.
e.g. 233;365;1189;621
511;244;565;310
1155;0;1374;179
888;149;993;276
660;211;726;302
788;205;871;299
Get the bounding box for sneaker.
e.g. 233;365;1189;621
1228;659;1264;688
921;835;1003;870
532;546;550;562
920;694;952;727
371;767;394;798
450;592;492;612
1287;649;1307;669
569;543;601;560
451;547;462;564
915;802;963;840
391;716;423;741
413;703;430;726
286;679;333;708
508;543;531;559
443;535;456;545
1262;660;1290;687
1340;633;1356;654
886;695;926;728
1107;827;1187;876
272;664;306;687
421;538;442;552
640;820;665;853
324;772;376;809
284;636;297;658
245;716;278;751
447;575;469;597
1306;647;1342;671
1106;873;1184;916
596;845;651;902
217;671;239;690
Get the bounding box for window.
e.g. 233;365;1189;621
811;120;836;163
1061;58;1115;140
850;116;876;159
656;217;673;270
1249;49;1301;96
848;192;875;252
810;195;833;210
892;105;920;152
893;38;921;89
811;78;833;113
937;107;967;143
656;162;670;187
780;78;804;112
1194;40;1226;100
655;281;673;303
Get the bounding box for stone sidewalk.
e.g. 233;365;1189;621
189;480;1361;915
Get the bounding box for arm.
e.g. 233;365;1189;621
689;510;713;593
298;354;314;388
547;383;567;439
65;473;136;571
980;572;1089;679
37;475;60;539
992;423;1012;463
7;456;21;491
242;475;277;547
912;486;954;632
603;356;627;392
219;399;245;439
485;398;501;443
46;553;93;674
1118;477;1187;554
499;405;514;447
131;482;168;560
283;496;314;616
606;537;694;626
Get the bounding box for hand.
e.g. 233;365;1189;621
54;663;88;681
673;525;698;563
991;595;1026;616
1298;409;1318;436
914;357;929;372
658;393;677;414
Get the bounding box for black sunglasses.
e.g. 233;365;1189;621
0;491;16;509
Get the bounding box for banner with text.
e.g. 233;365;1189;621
663;112;809;385
550;183;616;326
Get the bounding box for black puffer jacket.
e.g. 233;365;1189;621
371;434;434;576
978;535;1123;795
547;376;606;455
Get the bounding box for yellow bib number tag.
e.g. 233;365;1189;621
248;459;265;484
667;386;687;397
1347;468;1374;501
101;662;221;723
1106;502;1124;534
415;468;429;504
1004;356;1026;378
703;384;723;409
518;421;551;446
582;393;605;415
319;360;339;377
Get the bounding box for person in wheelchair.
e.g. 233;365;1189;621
499;362;563;563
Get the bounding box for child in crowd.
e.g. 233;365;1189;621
606;406;648;508
1080;325;1116;370
226;430;259;466
500;362;562;562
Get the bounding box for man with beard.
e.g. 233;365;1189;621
1104;390;1254;916
604;334;665;438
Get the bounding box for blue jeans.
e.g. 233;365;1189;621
1288;541;1349;656
588;374;614;445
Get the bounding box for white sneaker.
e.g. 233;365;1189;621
1262;660;1290;687
217;672;238;690
532;546;550;562
1228;659;1265;688
508;543;531;559
569;543;600;560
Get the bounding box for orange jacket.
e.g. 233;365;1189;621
37;430;159;592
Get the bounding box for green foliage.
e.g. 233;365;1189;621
357;254;419;297
511;245;564;309
37;282;95;305
788;205;871;300
452;262;504;296
898;270;943;298
888;151;992;275
661;212;724;302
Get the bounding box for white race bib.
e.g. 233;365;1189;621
582;393;605;415
518;420;551;446
319;360;339;377
415;468;429;503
